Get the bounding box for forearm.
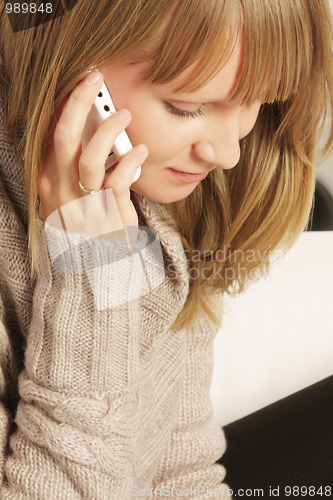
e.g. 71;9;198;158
151;314;232;499
1;217;146;498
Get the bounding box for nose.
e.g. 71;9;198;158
193;110;241;170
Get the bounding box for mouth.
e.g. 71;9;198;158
168;168;210;183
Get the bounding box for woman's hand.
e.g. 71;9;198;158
37;69;148;242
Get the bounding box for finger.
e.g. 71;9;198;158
39;94;69;189
48;94;69;147
76;109;133;218
78;108;132;194
106;144;149;228
38;95;69;221
53;70;104;187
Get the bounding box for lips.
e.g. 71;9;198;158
168;168;210;183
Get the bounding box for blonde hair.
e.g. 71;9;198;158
1;0;333;330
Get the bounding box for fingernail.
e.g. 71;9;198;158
115;109;131;119
82;69;101;85
134;144;148;153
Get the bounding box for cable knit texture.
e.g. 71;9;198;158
0;70;231;498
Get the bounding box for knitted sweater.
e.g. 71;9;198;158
0;75;230;499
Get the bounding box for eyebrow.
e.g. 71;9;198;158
172;88;260;104
171;90;240;103
171;96;222;104
171;81;255;104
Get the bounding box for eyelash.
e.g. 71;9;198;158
162;101;205;119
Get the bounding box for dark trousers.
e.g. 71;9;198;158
217;375;333;498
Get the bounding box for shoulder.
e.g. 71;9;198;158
0;65;29;230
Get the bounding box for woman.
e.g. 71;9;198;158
0;0;332;497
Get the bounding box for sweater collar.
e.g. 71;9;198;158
131;191;190;296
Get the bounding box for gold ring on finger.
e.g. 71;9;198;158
78;179;106;195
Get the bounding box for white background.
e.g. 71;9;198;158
210;122;333;427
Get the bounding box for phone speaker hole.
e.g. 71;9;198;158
104;105;110;112
98;92;103;97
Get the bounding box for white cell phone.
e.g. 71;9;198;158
81;82;141;184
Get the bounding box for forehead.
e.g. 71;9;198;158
110;0;313;107
168;38;244;102
120;35;244;102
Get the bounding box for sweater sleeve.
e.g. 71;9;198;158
0;216;159;499
150;313;232;499
0;403;11;487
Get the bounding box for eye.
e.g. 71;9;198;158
162;101;205;119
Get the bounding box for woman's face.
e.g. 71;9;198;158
101;40;262;203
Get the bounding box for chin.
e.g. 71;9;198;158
131;185;196;204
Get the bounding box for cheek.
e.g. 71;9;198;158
132;173;200;203
103;71;196;164
126;109;193;163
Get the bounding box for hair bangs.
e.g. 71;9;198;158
226;0;314;107
138;0;314;105
139;0;242;93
